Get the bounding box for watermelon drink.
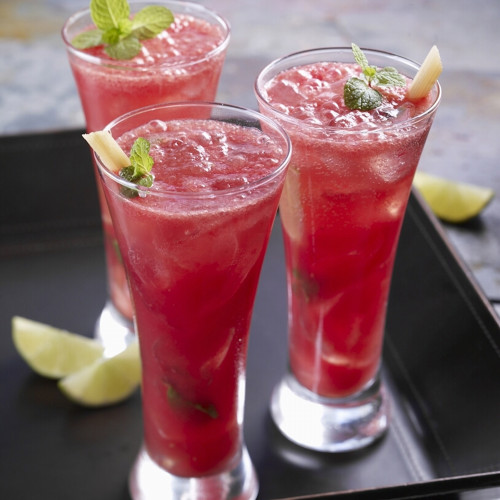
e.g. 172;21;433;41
255;47;441;452
95;102;291;499
62;1;230;353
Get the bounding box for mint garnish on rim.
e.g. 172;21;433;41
344;43;406;111
120;137;154;197
83;130;155;198
71;0;174;60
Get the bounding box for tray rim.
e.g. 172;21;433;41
278;470;500;499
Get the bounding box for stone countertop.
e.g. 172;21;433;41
1;0;499;317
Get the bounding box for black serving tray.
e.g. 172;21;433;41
1;130;500;500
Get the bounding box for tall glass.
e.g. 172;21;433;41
62;1;230;355
255;48;441;452
95;102;291;499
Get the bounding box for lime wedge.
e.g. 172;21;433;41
12;316;104;379
58;341;141;407
413;171;495;223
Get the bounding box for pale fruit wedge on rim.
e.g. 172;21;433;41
58;341;141;407
83;130;129;173
408;45;442;100
413;171;495;223
12;316;104;379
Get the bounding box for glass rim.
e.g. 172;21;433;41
96;101;292;200
254;46;442;134
61;0;231;72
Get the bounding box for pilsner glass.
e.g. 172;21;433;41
255;47;441;452
95;102;291;499
62;1;230;355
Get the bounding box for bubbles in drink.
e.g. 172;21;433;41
117;119;284;194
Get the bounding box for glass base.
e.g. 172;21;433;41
270;372;389;453
94;300;135;357
129;444;259;500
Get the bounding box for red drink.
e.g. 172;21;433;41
96;103;290;493
266;61;437;398
65;11;229;132
256;48;441;452
62;1;230;328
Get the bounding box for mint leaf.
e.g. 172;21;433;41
131;6;175;40
119;137;154;197
101;17;135;58
71;29;103;49
344;44;406;110
118;17;133;37
194;402;219;419
101;26;121;45
72;0;174;60
352;43;377;79
344;77;383;111
129;137;154;176
351;43;369;71
119;168;141;198
371;66;406;87
137;174;154;188
90;0;130;31
165;383;219;419
105;35;141;59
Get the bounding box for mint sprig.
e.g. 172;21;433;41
71;0;174;60
344;43;406;111
119;137;154;198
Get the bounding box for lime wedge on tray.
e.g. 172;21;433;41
12;316;104;379
58;341;141;407
413;171;494;223
12;316;141;407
